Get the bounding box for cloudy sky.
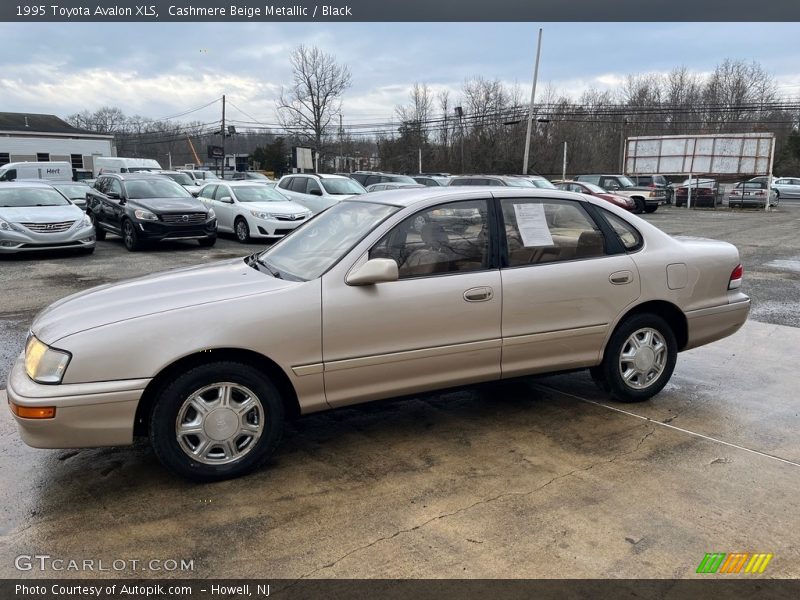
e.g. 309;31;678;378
1;22;799;126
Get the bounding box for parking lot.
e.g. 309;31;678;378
1;202;799;579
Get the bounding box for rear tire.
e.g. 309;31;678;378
149;361;285;482
597;313;677;403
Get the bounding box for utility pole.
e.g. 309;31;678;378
220;94;226;179
418;147;422;174
562;142;567;181
522;28;543;175
339;113;344;172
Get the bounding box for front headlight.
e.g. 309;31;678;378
207;208;216;220
134;209;158;221
24;336;71;384
0;217;23;233
80;215;92;228
250;210;274;219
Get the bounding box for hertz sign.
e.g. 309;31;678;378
696;553;774;574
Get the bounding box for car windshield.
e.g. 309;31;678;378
0;187;70;207
124;179;191;199
52;184;88;198
390;175;417;184
506;178;536;188
531;179;556;189
618;176;636;187
233;186;288;202
163;173;194;186
243;172;269;180
320;178;366;195
259;201;399;281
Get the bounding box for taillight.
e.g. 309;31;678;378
731;190;740;195
728;264;743;290
755;191;765;196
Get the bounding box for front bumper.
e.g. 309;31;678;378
6;353;148;448
136;219;217;242
251;215;307;238
0;224;95;254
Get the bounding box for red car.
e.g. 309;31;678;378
554;180;636;211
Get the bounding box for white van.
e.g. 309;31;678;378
93;157;162;177
0;161;74;182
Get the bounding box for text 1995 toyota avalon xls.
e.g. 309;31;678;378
7;188;750;481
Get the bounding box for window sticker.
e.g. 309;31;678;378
513;203;554;247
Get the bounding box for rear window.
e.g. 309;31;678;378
600;208;643;251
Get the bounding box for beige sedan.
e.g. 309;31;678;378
7;188;750;481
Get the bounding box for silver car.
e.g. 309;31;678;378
770;177;800;200
198;181;312;242
276;173;367;214
0;182;95;254
7;188;749;481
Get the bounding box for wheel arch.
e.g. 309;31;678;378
133;348;301;437
604;300;688;356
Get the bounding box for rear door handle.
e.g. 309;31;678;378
464;286;494;302
609;270;633;285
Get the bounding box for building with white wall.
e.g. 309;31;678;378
0;112;115;176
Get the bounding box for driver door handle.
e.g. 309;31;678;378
464;286;494;302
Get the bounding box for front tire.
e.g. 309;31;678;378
149;362;285;482
122;219;141;251
235;218;250;243
633;197;646;214
597;313;677;403
198;235;217;247
644;205;658;213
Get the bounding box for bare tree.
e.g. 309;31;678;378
276;45;352;155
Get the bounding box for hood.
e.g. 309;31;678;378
128;196;207;213
0;204;84;223
34;258;295;343
244;200;309;215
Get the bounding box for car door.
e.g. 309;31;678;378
212;184;236;232
103;178;126;234
321;198;502;407
496;193;641;377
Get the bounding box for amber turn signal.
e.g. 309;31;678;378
9;402;56;419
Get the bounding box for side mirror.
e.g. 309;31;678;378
309;188;323;197
346;258;399;286
220;196;234;203
106;191;120;199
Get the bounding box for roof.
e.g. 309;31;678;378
0;112;110;136
350;186;587;209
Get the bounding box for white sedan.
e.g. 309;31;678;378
198;181;312;242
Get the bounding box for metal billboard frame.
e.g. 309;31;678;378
624;133;776;210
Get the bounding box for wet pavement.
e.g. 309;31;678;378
1;205;799;579
0;319;798;578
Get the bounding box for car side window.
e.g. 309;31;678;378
501;198;607;267
364;175;380;187
600;177;620;190
200;184;217;199
278;178;292;190
306;178;322;194
214;185;230;200
369;199;490;279
599;209;643;252
93;177;108;194
290;177;307;193
107;179;123;198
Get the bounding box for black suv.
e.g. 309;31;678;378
87;173;217;251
